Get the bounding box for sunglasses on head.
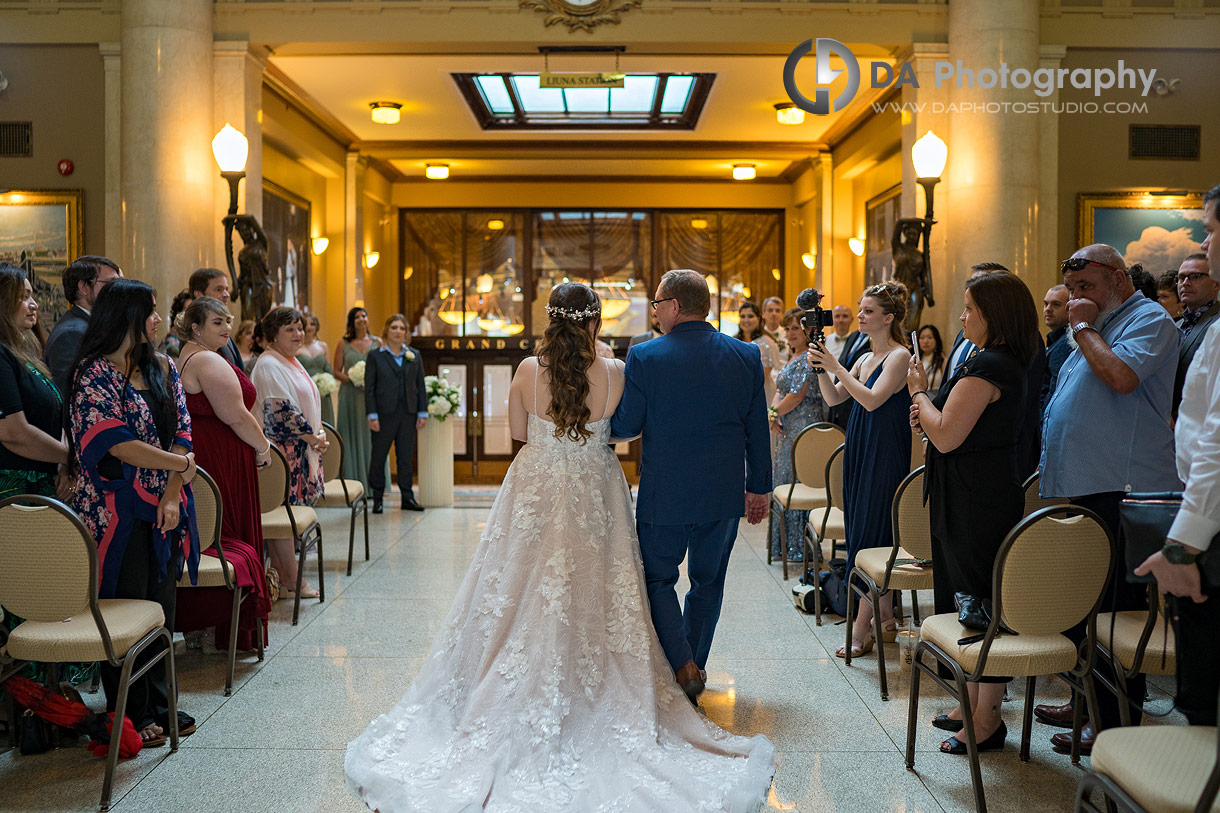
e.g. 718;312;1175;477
1060;257;1122;274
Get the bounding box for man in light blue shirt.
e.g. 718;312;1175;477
1037;243;1181;752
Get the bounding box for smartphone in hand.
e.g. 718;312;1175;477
910;330;918;350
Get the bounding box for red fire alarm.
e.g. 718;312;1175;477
57;159;74;176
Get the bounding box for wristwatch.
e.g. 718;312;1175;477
1070;321;1097;339
1162;541;1200;565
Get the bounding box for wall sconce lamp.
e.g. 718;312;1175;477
311;237;329;255
364;251;380;268
848;238;865;257
800;252;816;270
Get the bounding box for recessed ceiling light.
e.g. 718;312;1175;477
732;164;756;181
774;102;804;125
425;163;450;180
369;102;402;125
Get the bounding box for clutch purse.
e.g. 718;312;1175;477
1119;492;1220;587
954;592;993;631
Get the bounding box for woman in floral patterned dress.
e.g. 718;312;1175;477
251;306;327;598
69;279;201;746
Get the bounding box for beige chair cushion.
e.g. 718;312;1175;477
811;507;845;540
179;554;236;589
1097;610;1176;676
920;613;1079;677
318;479;364;507
261;505;318;538
6;599;165;662
773;483;828;511
1092;725;1220;813
854;547;934;591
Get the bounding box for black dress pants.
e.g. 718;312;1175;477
1170;583;1220;726
100;519;178;730
1069;492;1147;729
369;412;417;501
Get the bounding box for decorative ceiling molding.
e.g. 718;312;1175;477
518;0;642;32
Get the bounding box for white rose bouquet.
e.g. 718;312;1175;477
348;360;367;388
424;375;462;422
312;371;338;397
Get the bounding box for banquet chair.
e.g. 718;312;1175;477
906;505;1113;813
1094;584;1176;727
1022;472;1069;516
258;445;324;625
0;495;179;812
844;466;934;700
318;421;369;576
802;443;846;625
769;421;844;580
178;467;264;696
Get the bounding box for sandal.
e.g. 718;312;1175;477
940;722;1007;754
932;714;964;732
138;724;166;748
157;711;197;737
836;630;875;658
880;620;899;643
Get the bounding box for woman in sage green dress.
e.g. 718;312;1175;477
332;307;381;487
299;312;335;426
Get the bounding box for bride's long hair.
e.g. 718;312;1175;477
536;282;602;444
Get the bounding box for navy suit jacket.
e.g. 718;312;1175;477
611;320;771;526
44;305;89;394
364;346;427;417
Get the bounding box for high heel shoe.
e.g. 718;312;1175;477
880;620;899;643
836;630;875;658
940;721;1007;755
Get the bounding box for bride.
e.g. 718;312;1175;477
345;283;776;812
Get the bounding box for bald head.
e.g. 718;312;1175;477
1072;243;1127;273
1063;243;1133;313
831;305;852;337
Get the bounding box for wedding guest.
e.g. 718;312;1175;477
235;319;257;368
299;312;335;425
366;314;427;514
68;279;200;746
936;265;1008;398
823;305;854;359
908;271;1040;755
174;297;272;651
44;254;122;392
630;311;661;347
1037;244;1180;754
1157;270;1183;319
768;307;827;561
252;306;327;599
188;268;244;372
808;281;912;657
1134;183;1220;727
0;263;68;500
1042;284;1071;414
739;301;779;405
160;290;192;359
1172;254;1219;417
762;296;789;366
333;307;380;487
915;324;946;393
827;317;871;429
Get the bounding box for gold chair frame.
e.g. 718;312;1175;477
0;495;179;812
258;445;324;625
768;421;844;580
319;422;370;576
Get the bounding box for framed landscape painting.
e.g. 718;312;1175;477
1079;192;1205;274
0;189;83;333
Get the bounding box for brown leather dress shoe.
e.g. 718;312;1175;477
1034;701;1078;729
1051;724;1095;755
675;661;705;705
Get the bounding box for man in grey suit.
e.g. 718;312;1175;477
44;255;122;393
629;311;662;347
1173;253;1219;417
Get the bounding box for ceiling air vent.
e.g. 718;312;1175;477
0;122;32;157
1129;125;1201;161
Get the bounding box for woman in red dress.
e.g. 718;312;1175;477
174;296;272;650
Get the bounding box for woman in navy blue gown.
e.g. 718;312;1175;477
807;281;913;657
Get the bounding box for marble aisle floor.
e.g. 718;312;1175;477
0;501;1181;812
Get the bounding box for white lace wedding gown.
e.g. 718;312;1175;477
345;398;776;811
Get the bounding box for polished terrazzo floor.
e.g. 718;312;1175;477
0;496;1180;812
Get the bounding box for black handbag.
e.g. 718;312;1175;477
1120;492;1220;587
954;592;993;631
18;708;53;755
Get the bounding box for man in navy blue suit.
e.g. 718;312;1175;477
611;270;771;704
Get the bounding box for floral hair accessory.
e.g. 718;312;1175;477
545;303;600;321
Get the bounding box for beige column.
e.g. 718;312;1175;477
945;0;1042;300
345;151;366;309
99;42;121;264
119;0;214;306
213;42;265;276
1036;45;1068;302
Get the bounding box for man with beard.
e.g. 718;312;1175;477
1036;243;1181;754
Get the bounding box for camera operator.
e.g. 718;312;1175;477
806;281;913;658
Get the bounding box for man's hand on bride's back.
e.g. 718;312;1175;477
744;492;768;525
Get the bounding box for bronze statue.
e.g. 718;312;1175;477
892;216;935;331
223;213;273;322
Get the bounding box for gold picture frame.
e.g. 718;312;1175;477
1078;192;1205;271
0;189;84;332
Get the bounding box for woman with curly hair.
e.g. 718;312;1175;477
807;280;913;657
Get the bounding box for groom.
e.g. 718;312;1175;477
611;270;771;703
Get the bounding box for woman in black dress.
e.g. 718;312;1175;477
907;270;1040;756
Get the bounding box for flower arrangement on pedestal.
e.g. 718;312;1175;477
425;375;461;421
312;371;338;397
347;360;366;388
